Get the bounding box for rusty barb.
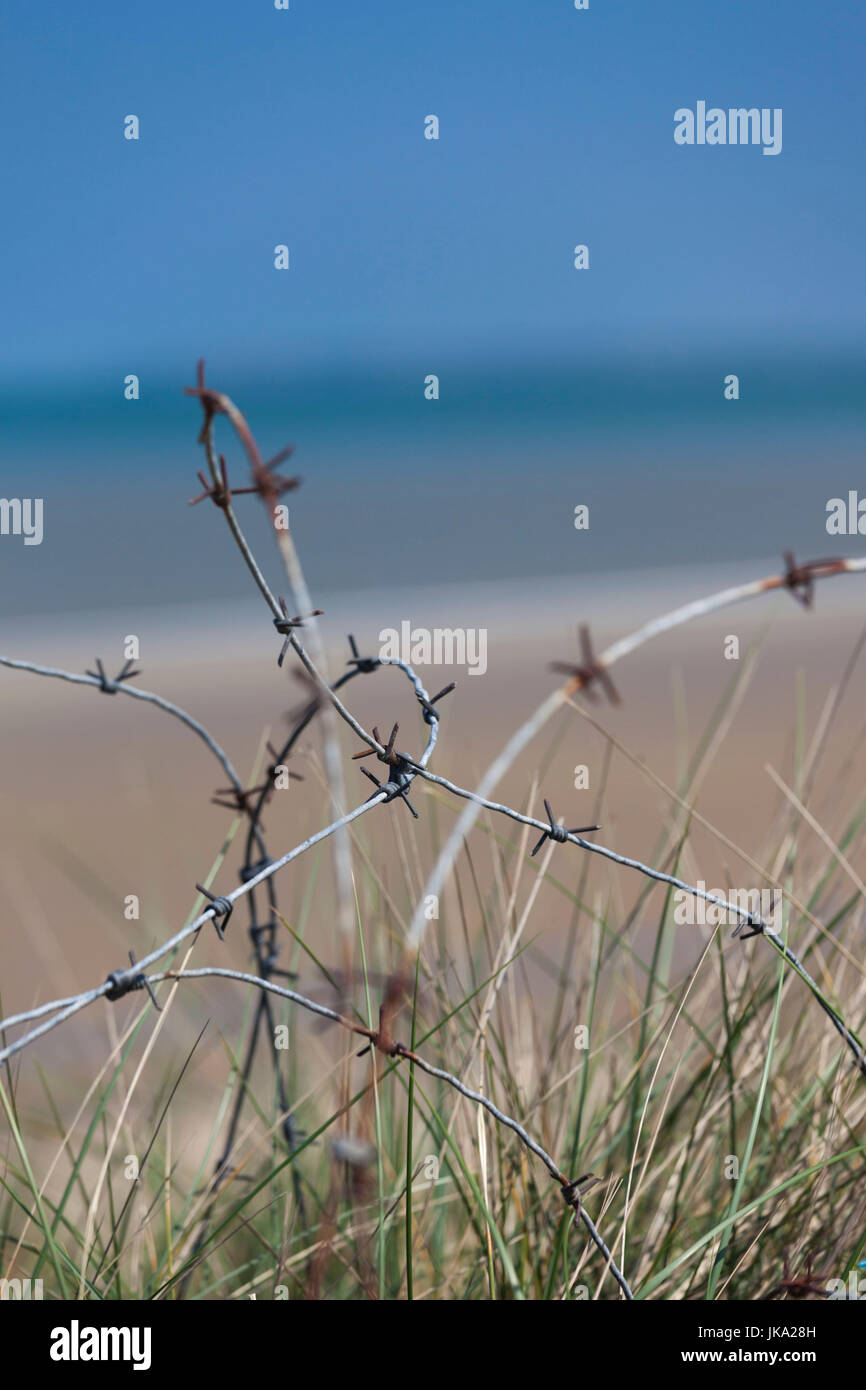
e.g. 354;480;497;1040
417;681;456;724
531;799;600;856
85;658;141;694
778;551;848;610
559;1172;601;1217
185;359;231;444
763;1252;833;1301
185;360;301;512
189;453;263;510
352;721;402;767
550;624;621;704
355;972;412;1059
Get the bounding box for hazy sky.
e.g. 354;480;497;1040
3;1;864;378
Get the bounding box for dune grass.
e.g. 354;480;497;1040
2;628;865;1301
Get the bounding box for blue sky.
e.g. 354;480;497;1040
2;2;863;615
2;0;864;378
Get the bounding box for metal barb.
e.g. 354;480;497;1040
417;681;456;724
195;884;234;941
530;799;600;856
780;551;844;609
274;597;324;666
105;951;161;1011
265;740;304;784
782;550;817;608
732;918;765;940
550;624;621;704
352;722;402;766
346;634;380;675
253;446;301;505
359;764;420;819
560;1172;600;1221
211;782;270;815
184;358;226;443
85;658;142;694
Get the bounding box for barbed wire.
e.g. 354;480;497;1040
0;657;243;793
4;365;866;1299
9;628;860;1064
147;964;633;1299
399;767;866;1074
403;557;866;950
188;359;359;955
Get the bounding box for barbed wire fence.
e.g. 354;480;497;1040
2;364;866;1301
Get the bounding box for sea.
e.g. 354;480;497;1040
1;353;863;626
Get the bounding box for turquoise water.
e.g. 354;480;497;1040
1;354;864;617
